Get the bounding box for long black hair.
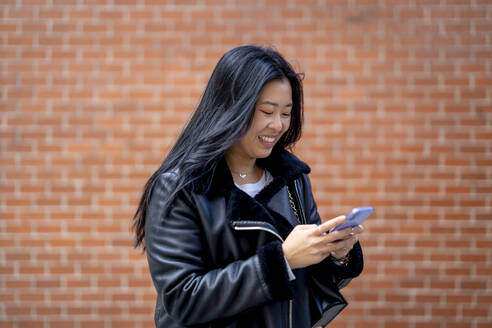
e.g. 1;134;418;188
133;45;304;249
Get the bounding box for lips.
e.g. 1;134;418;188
258;135;277;148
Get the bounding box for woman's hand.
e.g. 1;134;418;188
329;224;364;259
282;216;363;269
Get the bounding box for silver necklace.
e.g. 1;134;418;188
231;166;256;179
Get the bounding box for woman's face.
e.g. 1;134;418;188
228;79;293;162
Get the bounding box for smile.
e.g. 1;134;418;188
259;136;275;143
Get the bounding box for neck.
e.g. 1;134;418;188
225;153;261;184
225;151;256;174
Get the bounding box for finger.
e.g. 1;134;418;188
293;224;317;231
350;225;364;235
332;225;364;240
343;236;358;249
323;243;347;259
323;229;349;242
318;215;346;234
300;224;318;230
322;225;357;243
328;233;353;242
331;235;357;251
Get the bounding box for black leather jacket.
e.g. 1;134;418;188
145;149;363;327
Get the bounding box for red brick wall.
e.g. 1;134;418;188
1;1;491;327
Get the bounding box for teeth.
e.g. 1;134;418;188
260;136;275;143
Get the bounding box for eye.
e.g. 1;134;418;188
282;112;291;117
260;110;273;115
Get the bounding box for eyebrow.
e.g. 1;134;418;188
259;101;293;107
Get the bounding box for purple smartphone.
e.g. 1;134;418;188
331;206;373;232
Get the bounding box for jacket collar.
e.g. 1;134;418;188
189;149;310;235
195;148;311;198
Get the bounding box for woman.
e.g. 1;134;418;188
133;45;364;327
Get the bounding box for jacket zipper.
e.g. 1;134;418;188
231;222;292;328
232;224;284;242
289;299;293;328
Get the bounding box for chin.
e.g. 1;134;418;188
255;149;273;159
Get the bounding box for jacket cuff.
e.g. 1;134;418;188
326;241;364;279
257;241;295;300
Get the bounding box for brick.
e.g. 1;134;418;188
81;292;106;302
98;305;123;315
430;279;457;289
415;293;440;303
49;321;75;328
50;293;75;302
384;292;411;303
66;279;91;288
9;322;42;328
461;280;487;290
400;279;425;289
462;306;488;317
447;323;474;328
35;305;61;315
67;306;93;316
431;306;458;317
446;294;473;304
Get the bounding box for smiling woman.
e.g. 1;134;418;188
132;45;365;328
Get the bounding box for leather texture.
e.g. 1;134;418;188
145;149;363;327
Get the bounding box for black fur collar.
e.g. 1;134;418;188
194;148;311;198
188;149;310;233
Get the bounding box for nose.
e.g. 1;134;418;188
268;113;283;132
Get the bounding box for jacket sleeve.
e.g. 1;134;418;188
298;174;364;288
145;173;294;326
